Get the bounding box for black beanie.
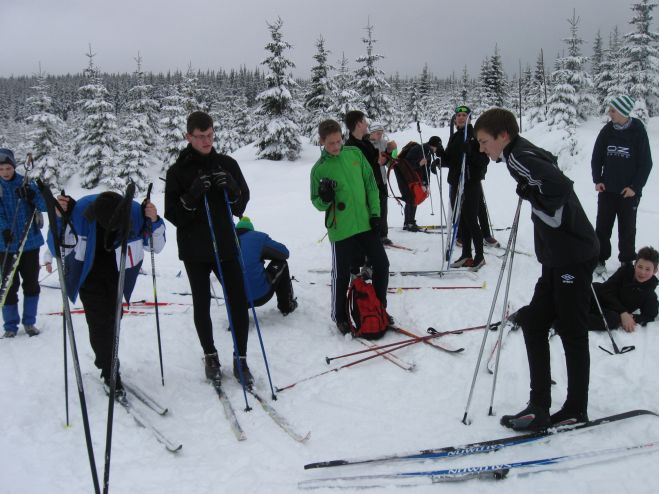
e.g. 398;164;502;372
428;136;442;148
84;191;123;229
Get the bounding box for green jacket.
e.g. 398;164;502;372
310;145;381;242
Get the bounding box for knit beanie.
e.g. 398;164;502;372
236;216;254;231
610;95;635;118
369;121;385;133
428;136;442;148
455;105;472;115
0;148;16;167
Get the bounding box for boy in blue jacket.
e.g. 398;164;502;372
235;216;297;315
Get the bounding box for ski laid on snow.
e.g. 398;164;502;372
122;381;168;416
390;326;464;354
211;380;247;441
299;440;659;488
303;409;658;470
247;388;310;443
486;322;519;374
115;393;182;453
356;338;416;371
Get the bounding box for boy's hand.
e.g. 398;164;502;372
595;183;606;192
621;187;636;198
621;312;636;332
143;200;158;221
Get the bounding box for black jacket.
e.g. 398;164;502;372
345;134;386;191
591;118;653;195
402;142;432;186
164;145;249;262
503;136;599;267
593;264;658;325
441;124;489;186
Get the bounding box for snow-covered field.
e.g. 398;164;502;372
1;118;658;494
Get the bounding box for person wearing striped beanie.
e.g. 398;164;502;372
591;95;653;276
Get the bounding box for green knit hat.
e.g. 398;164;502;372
610;95;635;118
236;216;254;231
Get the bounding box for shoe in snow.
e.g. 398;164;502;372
450;256;473;268
484;236;500;248
2;331;17;338
500;403;550;431
280;298;298;316
204;352;222;383
594;262;606;276
102;372;126;399
469;257;486;272
24;325;40;337
550;408;588;427
403;223;420;232
233;356;254;388
381;237;393;246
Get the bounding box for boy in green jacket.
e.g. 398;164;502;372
310;119;390;334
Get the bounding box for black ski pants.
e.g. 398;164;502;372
515;257;597;414
185;258;249;357
379;188;389;238
3;248;40;306
253;260;295;313
79;266;120;379
459;182;484;260
595;191;639;264
331;230;389;323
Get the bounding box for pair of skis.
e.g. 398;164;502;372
300;409;659;488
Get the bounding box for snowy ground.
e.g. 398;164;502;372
1;118;658;494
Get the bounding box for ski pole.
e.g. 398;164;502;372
487;218;521;416
37;179;100;494
462;197;523;425
202;194;251;411
591;284;635;355
103;182;136;494
415;120;434;215
144;183;165;386
222;190;277;399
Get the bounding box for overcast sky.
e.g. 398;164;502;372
1;0;637;79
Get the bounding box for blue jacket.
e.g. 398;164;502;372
237;229;289;300
47;194;166;303
0;173;46;253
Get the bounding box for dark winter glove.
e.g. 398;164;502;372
516;182;532;200
2;229;13;245
430;157;441;175
318;178;336;203
370;217;381;232
210;170;240;196
181;174;211;209
15;185;36;202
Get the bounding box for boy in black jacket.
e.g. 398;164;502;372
164;111;253;386
592;95;653;275
590;246;658;332
475;108;599;431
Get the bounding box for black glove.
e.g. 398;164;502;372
2;229;12;245
15;185;36;202
370;217;381;232
516;182;531;199
430;157;441;175
181;174;211;209
211;170;240;195
318;178;336;203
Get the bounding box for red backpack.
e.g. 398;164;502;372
387;141;429;206
347;277;389;340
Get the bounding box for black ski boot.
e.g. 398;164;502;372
550;408;589;427
204;352;222;383
500;403;550;431
233;356;254;388
102;372;125;399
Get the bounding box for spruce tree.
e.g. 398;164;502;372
621;0;659;120
597;28;625;113
253;18;302;161
547;55;578;156
75;47;118;189
328;52;360;134
354;22;393;126
304;36;334;144
562;10;597;120
26;66;66;188
159;84;187;170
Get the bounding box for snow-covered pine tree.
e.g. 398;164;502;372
181;64;206;114
328;52;360;134
25;66;66;188
354;22;394;127
75;46;118;189
561;10;597;120
546;54;578;156
476;46;508;112
597;27;625;113
304;36;334;145
159;84;188;171
252;17;302;161
591;30;607;109
112;53;153;192
621;0;659;120
232;94;253;148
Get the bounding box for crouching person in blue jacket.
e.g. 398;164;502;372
50;191;165;396
235;216;297;315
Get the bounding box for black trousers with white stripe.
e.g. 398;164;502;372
514;257;597;414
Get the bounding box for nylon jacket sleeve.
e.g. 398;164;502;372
635;292;658;325
164;166;200;228
223;157;250;217
591;128;607;184
631;126;653;194
361;155;381;218
261;235;289;261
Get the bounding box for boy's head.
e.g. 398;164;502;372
454;105;471;129
186;111;215;155
474;108;519;161
0;148;16;181
369;121;385;142
345;110;368;136
635;246;659;283
85;191;124;230
318;119;343;156
607;95;634;125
